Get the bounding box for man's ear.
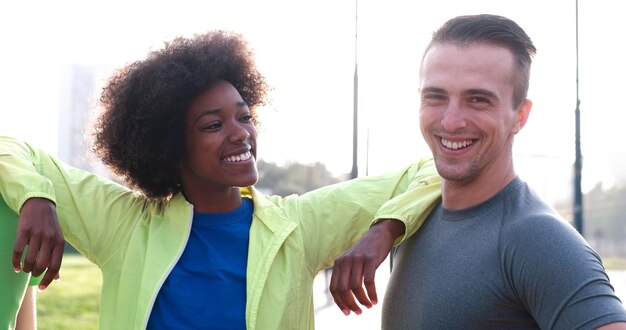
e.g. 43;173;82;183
511;99;532;134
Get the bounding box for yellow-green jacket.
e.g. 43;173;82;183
0;136;441;329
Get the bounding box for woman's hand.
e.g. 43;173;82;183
13;197;64;290
329;219;404;316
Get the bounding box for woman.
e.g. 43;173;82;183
0;30;440;329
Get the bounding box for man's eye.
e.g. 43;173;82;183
422;94;446;103
426;93;445;99
469;97;489;103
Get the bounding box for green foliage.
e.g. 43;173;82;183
256;159;344;196
583;183;626;242
37;254;100;330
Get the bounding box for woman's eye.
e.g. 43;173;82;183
240;114;253;122
203;122;221;130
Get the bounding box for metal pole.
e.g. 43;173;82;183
573;0;584;235
350;0;359;180
325;0;359;305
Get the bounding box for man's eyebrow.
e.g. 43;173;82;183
421;86;447;95
464;88;498;99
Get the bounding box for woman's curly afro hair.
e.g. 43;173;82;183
93;30;268;201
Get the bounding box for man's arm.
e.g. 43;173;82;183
597;322;626;329
16;286;36;330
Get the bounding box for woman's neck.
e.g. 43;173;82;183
184;186;243;213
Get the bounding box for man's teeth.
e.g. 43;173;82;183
224;151;252;162
441;138;472;150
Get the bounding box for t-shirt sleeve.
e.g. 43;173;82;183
502;214;626;329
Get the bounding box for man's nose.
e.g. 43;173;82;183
441;103;467;132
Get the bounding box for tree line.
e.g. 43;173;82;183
554;182;626;257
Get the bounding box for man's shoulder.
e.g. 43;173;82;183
499;183;583;249
500;180;568;229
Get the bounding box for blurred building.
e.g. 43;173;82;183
57;64;112;178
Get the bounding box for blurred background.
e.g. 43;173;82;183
1;0;624;328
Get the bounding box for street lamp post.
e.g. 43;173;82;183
350;0;359;180
573;0;584;235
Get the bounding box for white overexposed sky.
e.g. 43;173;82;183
1;0;624;206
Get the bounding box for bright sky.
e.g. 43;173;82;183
1;0;624;206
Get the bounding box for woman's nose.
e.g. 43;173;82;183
228;123;251;143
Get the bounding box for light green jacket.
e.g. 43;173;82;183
0;136;441;329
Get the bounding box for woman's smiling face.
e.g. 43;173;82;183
179;80;258;197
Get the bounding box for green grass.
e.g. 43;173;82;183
37;254;101;330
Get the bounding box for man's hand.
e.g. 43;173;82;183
329;219;404;316
13;197;64;290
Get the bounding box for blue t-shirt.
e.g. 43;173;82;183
147;198;253;330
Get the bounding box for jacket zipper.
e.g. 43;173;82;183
141;205;194;329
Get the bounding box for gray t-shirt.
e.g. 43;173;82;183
383;177;626;329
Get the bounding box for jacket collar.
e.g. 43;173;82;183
166;187;293;234
243;186;295;234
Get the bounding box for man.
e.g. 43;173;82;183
330;14;626;329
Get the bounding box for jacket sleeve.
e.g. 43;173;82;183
288;157;441;272
373;157;441;243
0;136;149;266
